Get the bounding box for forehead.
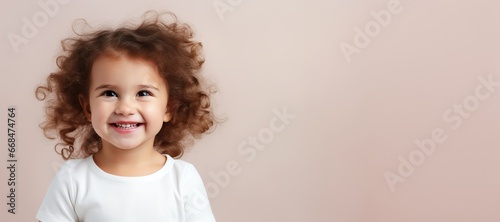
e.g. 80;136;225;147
90;53;165;87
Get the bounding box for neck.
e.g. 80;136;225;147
93;141;166;176
101;141;154;164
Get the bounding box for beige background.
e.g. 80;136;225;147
1;0;499;221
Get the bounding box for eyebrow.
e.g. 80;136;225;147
94;84;114;91
138;84;160;91
94;84;160;91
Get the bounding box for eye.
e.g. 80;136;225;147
137;90;152;97
102;90;117;97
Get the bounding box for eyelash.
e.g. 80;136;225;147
100;90;152;97
137;90;152;97
102;90;117;97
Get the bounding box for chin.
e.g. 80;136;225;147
109;143;142;150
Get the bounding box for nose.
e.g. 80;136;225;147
114;98;136;116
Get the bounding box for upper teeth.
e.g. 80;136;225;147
115;123;138;129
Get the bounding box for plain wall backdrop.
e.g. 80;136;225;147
1;0;499;221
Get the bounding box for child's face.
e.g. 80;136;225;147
82;53;171;152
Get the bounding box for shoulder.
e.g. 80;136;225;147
53;157;92;179
39;158;92;208
64;157;88;168
167;155;197;174
165;155;204;185
61;157;89;170
166;156;216;221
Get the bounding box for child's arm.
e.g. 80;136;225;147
36;165;78;222
183;164;217;222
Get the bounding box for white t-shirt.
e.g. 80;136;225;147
36;155;216;222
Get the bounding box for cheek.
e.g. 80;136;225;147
89;105;108;123
143;107;167;126
146;101;167;114
147;107;167;119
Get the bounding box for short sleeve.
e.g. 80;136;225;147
182;164;216;222
36;164;78;222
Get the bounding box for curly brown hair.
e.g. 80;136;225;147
36;11;215;160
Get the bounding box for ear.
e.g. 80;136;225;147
163;108;172;122
79;94;92;121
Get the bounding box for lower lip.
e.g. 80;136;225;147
110;124;142;134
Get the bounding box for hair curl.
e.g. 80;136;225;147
36;11;215;160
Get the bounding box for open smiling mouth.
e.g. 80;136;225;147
111;123;143;129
